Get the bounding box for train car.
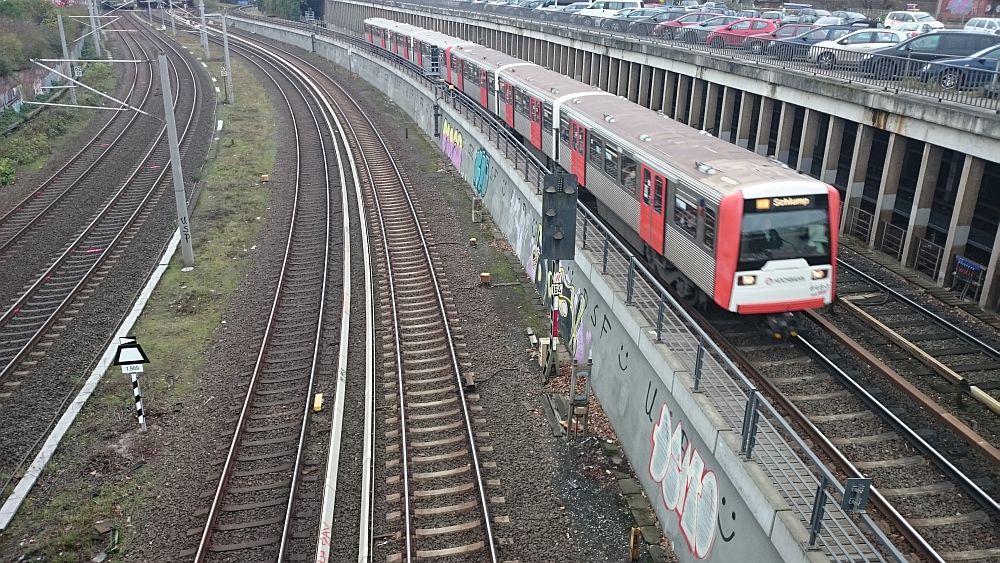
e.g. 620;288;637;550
363;19;839;316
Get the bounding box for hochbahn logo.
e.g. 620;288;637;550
765;275;807;285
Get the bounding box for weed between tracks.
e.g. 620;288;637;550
1;31;275;561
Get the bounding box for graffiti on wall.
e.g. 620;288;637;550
648;402;721;559
441;120;463;168
472;148;491;197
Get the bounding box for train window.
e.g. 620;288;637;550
574;126;586;153
560;116;570;145
620;155;636;195
487;71;495;88
515;90;528;116
641;169;652;203
604;143;619;179
703;206;716;249
654;176;664;213
590;135;603;163
674;195;697;237
543;105;552;131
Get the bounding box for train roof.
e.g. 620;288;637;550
366;18;825;198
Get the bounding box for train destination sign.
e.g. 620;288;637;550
754;196;813;211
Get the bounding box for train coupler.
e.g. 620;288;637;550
766;313;798;340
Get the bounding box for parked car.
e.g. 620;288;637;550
737;8;760;18
577;0;644;19
829;10;867;22
627;7;687;34
760;10;783;22
861;30;1000;78
601;6;673;30
883;11;944;31
677;0;701;10
676;14;741;42
655;10;717;37
767;24;868;60
964;17;1000;34
745;22;816;54
807;28;909;69
537;0;587;10
919;44;1000;88
895;21;934;37
705;17;779;48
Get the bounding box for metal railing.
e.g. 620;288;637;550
843;204;875;242
914;236;945;279
874;220;906;261
230;12;903;561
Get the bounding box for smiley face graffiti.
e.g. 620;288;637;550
718;496;736;542
618;344;629;371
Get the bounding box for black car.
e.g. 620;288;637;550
746;22;816;54
918;44;1000;89
766;24;867;60
861;30;1000;79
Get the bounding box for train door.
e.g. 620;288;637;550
403;36;410;60
479;69;488;108
380;28;387;49
456;56;464;91
417;41;423;68
569;120;586;187
639;165;667;253
503;83;515;127
529;96;542;149
445;47;453;83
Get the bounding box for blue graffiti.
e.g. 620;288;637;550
473;148;491;197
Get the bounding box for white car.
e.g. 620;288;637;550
964;17;1000;34
576;0;643;19
883;11;944;30
808;28;910;69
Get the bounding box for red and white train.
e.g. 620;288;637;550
364;18;839;315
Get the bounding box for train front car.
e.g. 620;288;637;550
715;182;839;322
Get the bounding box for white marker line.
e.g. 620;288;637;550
216;120;223;131
201;62;208;68
211;76;217;82
215;86;220;93
0;230;183;530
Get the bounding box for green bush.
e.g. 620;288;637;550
0;157;14;186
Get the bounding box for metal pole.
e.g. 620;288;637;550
147;1;153;26
88;0;103;57
131;372;147;432
170;0;176;36
198;0;210;59
158;54;195;267
222;14;235;105
57;15;78;105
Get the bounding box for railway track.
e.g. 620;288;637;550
190;33;338;562
0;15;199;383
0;16;206;500
0;37;147;256
702;305;1000;562
203;25;502;560
835;257;1000;419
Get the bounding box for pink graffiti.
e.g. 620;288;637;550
648;403;719;559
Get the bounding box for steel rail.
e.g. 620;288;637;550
192;37;332;562
0;14;199;382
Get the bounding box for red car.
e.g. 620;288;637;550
654;11;718;38
705;18;779;48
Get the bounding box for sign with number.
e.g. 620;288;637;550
73;65;83;78
220;66;228;77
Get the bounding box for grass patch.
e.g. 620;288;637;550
2;31;276;561
0;61;117;186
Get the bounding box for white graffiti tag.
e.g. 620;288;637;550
648;403;719;559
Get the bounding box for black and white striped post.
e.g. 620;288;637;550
112;336;151;432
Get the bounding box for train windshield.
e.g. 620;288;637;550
738;195;830;270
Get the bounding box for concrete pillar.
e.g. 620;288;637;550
662;72;678;119
703;82;722;136
628;62;641;104
599;55;610;91
902;144;943;267
675;74;691;123
821;116;846;185
736;92;757;149
638;64;652;107
755;97;775;155
841;124;874;233
689;78;707;130
775;103;796;165
980;225;1000;309
650;69;665;112
719;86;737;141
582;51;592;85
938;156;985;285
868;133;908;246
797;108;821;174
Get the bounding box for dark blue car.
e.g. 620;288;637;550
767;23;877;61
919;44;1000;89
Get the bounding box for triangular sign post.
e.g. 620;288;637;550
112;336;150;366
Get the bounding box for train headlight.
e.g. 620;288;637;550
738;275;757;286
811;269;828;280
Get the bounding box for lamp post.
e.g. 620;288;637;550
198;0;210;59
57;15;78;105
